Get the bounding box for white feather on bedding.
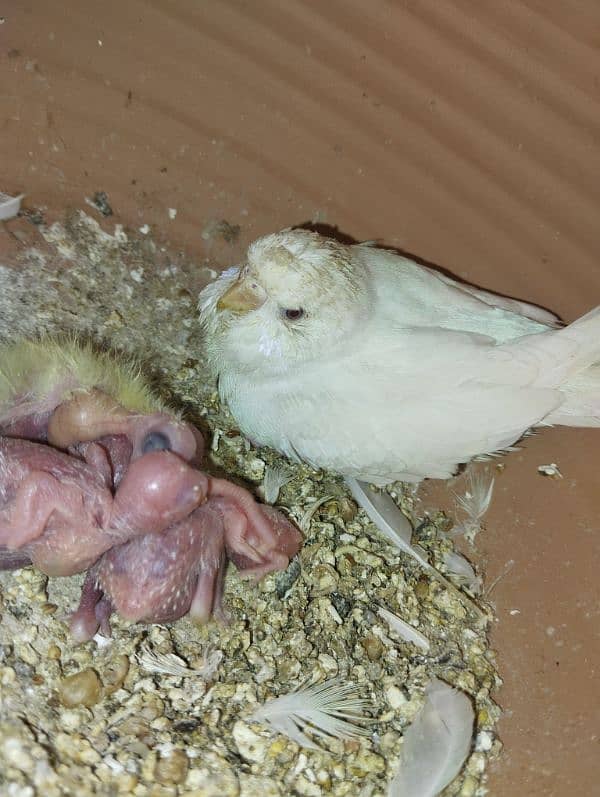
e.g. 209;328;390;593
377;605;431;652
389;678;474;797
442;550;483;594
451;469;494;540
346;479;483;617
250;679;372;750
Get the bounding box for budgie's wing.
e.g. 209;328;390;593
432;269;562;328
268;327;563;481
360;246;558;342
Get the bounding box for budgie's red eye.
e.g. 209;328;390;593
284;308;304;320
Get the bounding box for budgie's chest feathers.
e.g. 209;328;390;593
216;347;439;483
218;368;307;461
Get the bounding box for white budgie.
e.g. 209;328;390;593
199;228;600;484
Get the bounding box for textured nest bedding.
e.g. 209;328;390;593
0;210;501;797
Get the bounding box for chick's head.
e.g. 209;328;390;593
200;229;370;375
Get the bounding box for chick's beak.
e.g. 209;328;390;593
216;276;267;313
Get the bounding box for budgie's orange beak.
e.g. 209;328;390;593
216;277;267;313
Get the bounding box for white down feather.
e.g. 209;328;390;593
389;678;474;797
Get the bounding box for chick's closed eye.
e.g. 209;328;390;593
141;431;171;454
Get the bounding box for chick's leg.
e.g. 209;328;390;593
213;490;302;578
69;567;114;642
208;478;279;561
189;547;228;624
218;503;263;565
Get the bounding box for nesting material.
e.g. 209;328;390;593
0;211;501;797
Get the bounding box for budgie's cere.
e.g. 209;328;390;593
199;228;600;483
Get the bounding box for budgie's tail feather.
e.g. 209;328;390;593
553;305;600;375
547;365;600;427
513;305;600;388
508;304;600;427
541;305;600;425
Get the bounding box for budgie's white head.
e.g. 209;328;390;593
199;229;371;376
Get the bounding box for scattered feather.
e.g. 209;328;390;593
299;494;335;532
347;479;484;618
347;478;413;546
484;558;515;597
0;192;24;221
211;428;222;452
251;679;372;750
137;644;222;679
92;632;113;649
442;551;482;594
377;606;430;651
389;678;474;797
537;462;563;479
137;647;191;676
452;469;494;540
103;755;125;774
263;463;293;504
195;648;224;679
